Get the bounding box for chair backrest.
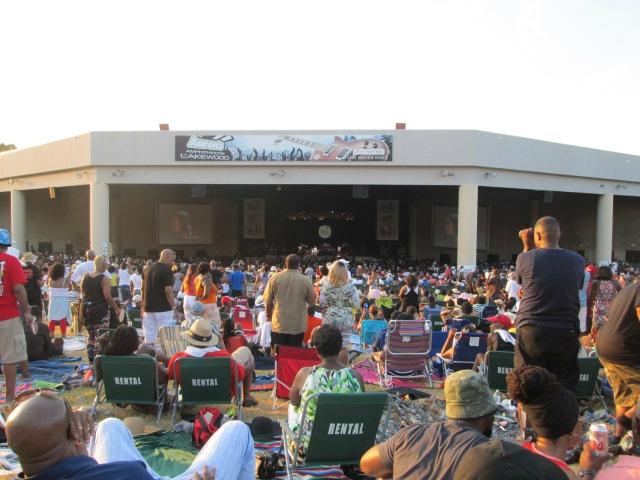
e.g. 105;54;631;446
448;318;471;331
360;319;387;345
485;351;515;392
233;306;253;331
304;316;323;345
575;357;601;400
97;328;116;341
236;298;249;308
275;346;321;399
176;356;234;404
159;325;187;359
480;305;499;319
225;335;247;354
386;320;431;372
97;355;159;404
304;393;388;465
451;333;488;371
428;330;448;357
127;307;143;329
429;314;444;331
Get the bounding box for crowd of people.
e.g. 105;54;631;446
2;215;640;479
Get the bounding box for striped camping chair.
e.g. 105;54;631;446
378;319;432;388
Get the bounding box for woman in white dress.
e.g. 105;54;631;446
47;263;71;337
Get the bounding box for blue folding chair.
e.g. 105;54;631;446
428;331;448;357
360;320;387;346
438;332;488;375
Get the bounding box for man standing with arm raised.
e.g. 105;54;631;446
142;249;177;344
514;216;585;393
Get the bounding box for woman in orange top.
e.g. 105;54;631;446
194;262;221;331
181;263;198;323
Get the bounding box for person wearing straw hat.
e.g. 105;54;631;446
168;318;258;407
361;370;496;480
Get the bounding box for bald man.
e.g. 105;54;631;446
142;249;177;344
71;250;111;290
514;216;585;392
6;392;153;479
7;393;253;479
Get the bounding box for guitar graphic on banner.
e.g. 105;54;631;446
274;135;390;161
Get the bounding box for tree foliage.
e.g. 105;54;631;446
0;143;17;153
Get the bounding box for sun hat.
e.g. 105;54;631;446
487;314;513;330
452;288;460;294
451;308;465;319
453;439;566;480
132;294;142;303
444;370;496;420
181;318;220;347
191;301;205;315
270;266;277;272
254;295;265;307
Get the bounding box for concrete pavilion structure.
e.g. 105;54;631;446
1;129;639;267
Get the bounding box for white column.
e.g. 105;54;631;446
457;184;478;269
90;182;110;256
595;193;614;265
10;189;26;252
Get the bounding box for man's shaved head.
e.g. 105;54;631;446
534;216;561;248
86;250;96;261
6;394;74;475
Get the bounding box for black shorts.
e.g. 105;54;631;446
515;325;580;392
231;289;243;298
270;331;304;349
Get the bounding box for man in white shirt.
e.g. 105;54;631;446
118;260;133;302
70;250;110;290
505;271;521;301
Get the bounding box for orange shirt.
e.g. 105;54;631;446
182;275;196;296
195;275;218;304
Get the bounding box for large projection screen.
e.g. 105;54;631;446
158;204;213;245
433;206;489;250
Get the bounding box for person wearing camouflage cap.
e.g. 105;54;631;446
361;370;497;480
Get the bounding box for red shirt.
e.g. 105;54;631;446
0;252;27;321
521;442;571;473
168;349;245;397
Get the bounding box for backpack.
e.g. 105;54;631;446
192;407;223;448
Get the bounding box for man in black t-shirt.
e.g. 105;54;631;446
596;283;640;442
142;249;177;344
514;217;585;392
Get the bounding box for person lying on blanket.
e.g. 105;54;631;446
6;390;254;479
288;325;365;453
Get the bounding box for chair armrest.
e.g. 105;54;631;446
280;419;295;441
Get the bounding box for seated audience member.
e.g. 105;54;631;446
507;366;610;479
304;305;323;344
360;370;496;480
472;295;487;316
472;313;515;371
372;311;406;361
6;391;254;479
25;316;61;361
453;438;567;480
100;326;168;403
460;301;474;317
288;325;365;450
222;317;249;352
168;318;258;407
438;322;477;361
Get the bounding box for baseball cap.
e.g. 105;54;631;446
487;314;513;330
453;439;566;480
191;301;205;315
444;370;496;420
0;229;10;246
221;296;233;306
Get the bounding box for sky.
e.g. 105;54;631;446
1;0;639;155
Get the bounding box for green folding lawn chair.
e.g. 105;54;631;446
171;356;242;425
485;350;515;392
429;314;444;331
92;354;166;424
576;356;607;410
280;392;390;480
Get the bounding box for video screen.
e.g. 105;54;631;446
158;204;212;245
433;206;489;250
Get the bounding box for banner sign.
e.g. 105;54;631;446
377;199;399;241
175;134;393;162
244;199;265;239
